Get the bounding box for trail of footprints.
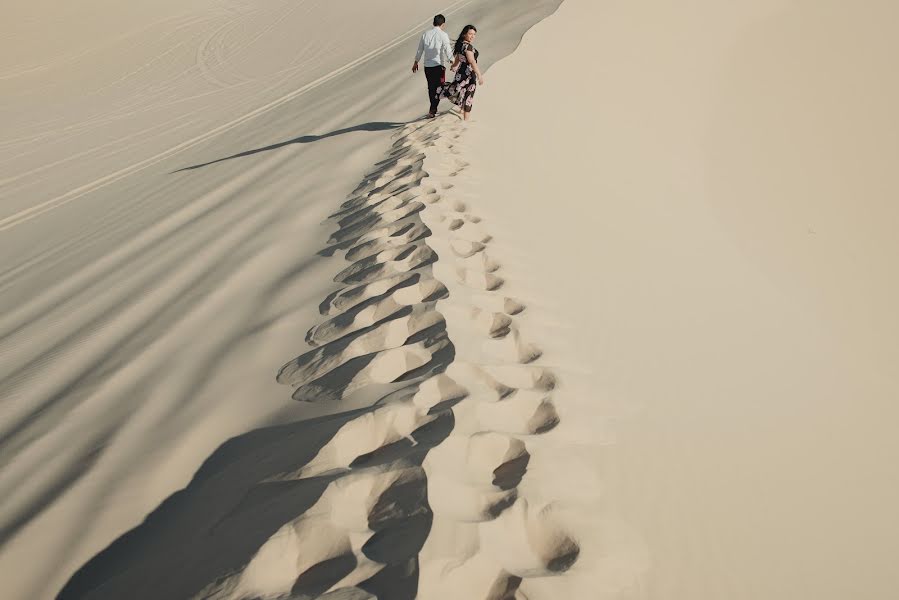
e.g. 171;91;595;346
239;117;579;599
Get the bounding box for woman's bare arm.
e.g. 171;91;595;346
465;50;484;84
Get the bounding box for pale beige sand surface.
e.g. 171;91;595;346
0;1;563;598
465;0;899;598
5;0;898;598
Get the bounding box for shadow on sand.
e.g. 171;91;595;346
57;395;456;600
172;122;406;173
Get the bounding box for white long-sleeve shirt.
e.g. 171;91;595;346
415;27;453;67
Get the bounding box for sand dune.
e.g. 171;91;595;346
6;0;896;597
0;1;563;598
56;117;579;599
466;0;899;598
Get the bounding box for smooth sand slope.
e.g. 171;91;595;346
0;1;563;598
5;0;897;598
466;0;899;598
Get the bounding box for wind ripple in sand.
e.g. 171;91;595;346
58;117;578;600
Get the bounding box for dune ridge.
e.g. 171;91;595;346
0;2;566;597
56;115;578;599
266;116;580;598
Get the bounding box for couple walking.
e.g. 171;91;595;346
412;14;484;121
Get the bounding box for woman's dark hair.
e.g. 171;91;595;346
433;14;446;27
454;25;477;55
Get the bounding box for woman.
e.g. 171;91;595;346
436;25;484;120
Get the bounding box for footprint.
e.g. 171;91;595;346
449;199;468;212
345;222;431;263
437;305;511;340
471;309;513;339
275;401;434;479
426;474;519;522
237;466;431;599
278;307;445;388
456;268;504;291
292;332;452;402
425;432;529;492
461;251;501;273
445;362;516;403
307;279;446;347
403;373;469;413
367;169;420;194
339;186;412;214
328;202;425;247
372;152;426;171
447;220;491;244
479;500;580;577
235;516;351;599
452;392;560;436
480;365;557;392
337;188;437;224
335;244;436;286
320;271;420;316
449;240;485;259
336;195;420;229
469;295;525;316
482;328;543;364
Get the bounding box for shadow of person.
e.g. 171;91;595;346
173;121;407;173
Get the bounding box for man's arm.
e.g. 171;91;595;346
412;34;425;72
441;33;453;65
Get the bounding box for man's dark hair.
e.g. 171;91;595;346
433;14;446;27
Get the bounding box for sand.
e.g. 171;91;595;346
465;0;899;598
2;0;898;598
0;1;562;598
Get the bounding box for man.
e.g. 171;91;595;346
412;14;453;118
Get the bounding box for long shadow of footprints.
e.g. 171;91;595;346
274;117;579;598
58;117;578;600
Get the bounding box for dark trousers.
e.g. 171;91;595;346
424;65;445;114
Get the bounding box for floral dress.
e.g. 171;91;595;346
436;42;479;112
